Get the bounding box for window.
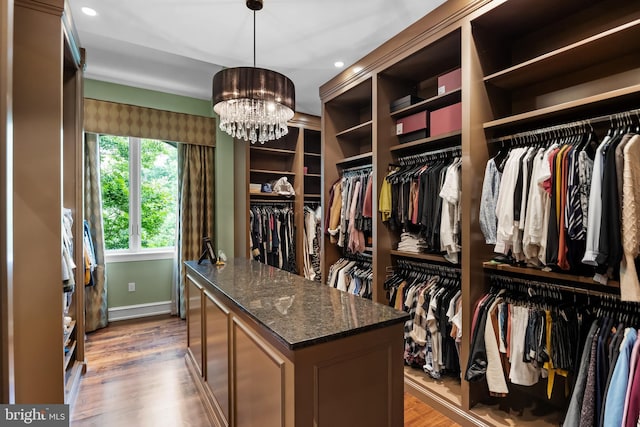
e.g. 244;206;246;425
99;135;178;259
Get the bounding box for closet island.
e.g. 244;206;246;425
184;259;408;427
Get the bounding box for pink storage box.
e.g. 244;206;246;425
430;102;461;137
396;111;428;135
437;68;461;96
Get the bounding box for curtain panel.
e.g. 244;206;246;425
176;144;216;317
84;133;109;332
84;98;216;147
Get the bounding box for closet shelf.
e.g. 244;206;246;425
250;146;296;155
303;193;321;199
390;250;452;264
483;83;640;131
389;131;461;153
63;340;77;371
482;262;620;288
390;89;461;119
249;169;296;176
304;152;322;157
336;152;373;167
63;320;76;347
484;19;640;90
250;192;296;199
335;120;373;140
304;173;322;178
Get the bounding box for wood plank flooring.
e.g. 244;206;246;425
71;315;459;427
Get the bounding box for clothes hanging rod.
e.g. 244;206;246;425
340;164;373;173
396;145;461;161
396;258;461;273
489;273;619;298
250;199;294;205
488;107;640;144
489;107;640;144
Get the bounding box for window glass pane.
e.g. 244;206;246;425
99;135;130;250
140;139;178;249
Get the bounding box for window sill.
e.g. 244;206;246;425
105;250;176;263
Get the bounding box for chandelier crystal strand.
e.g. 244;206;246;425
215;98;291;144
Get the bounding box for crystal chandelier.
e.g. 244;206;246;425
212;0;295;144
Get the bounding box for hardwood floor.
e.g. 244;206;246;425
71;315;459;427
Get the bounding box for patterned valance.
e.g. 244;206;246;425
84;98;216;147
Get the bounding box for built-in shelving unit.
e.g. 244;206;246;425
241;113;322;278
319;0;640;425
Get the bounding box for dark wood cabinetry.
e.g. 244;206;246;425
321;0;640;425
237;113;322;277
10;0;85;404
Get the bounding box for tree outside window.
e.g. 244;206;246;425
99;135;178;252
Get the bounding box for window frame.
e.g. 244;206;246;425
101;135;178;263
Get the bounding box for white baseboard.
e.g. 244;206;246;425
108;300;173;322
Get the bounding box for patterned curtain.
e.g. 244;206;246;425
84;133;108;331
174;143;215;318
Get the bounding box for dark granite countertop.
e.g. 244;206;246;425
185;259;408;350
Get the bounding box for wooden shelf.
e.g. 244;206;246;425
335;120;373;140
64;340;77;371
390;89;461;118
304;194;321;199
484;20;640;90
250;146;296;155
483;83;640;131
304;152;321;157
335;152;373;167
250;191;295;198
482;262;620;288
304;173;322;178
390;250;452;264
389;131;461;153
63;320;76;347
249;169;296;176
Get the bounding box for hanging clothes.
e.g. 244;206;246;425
62;208;76;292
385;260;462;379
326;256;372;299
466;276;587;398
480;125;640;297
303;204;322;282
325;168;372;254
249;204;296;273
379;151;461;263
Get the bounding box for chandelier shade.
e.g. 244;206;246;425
211;0;296;144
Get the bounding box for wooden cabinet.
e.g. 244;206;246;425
187;279;204;376
237;113;322;277
184;261;406;427
10;0;85;405
320;0;640;425
204;290;230;424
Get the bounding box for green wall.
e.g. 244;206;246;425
85;79;236;308
106;259;174;307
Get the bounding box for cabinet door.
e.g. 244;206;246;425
187;278;203;376
233;318;287;427
205;291;230;423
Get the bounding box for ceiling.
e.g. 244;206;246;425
68;0;447;116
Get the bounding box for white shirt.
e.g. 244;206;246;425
495;148;527;254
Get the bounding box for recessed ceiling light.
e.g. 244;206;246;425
81;7;97;17
334;61;344;68
353;66;363;73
